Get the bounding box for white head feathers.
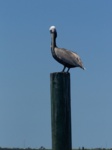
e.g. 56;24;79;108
49;26;56;31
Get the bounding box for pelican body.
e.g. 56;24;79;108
49;26;85;72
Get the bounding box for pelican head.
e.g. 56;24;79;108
49;26;56;33
49;25;57;38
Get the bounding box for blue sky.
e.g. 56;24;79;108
0;0;112;149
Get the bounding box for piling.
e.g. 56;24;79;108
50;72;72;150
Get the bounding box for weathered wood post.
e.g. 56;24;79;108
50;72;72;150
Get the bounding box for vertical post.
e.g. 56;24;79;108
50;72;72;150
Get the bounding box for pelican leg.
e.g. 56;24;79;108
67;68;70;73
62;66;66;72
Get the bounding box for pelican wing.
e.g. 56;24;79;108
54;47;84;68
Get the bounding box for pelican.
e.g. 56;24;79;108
49;26;85;72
